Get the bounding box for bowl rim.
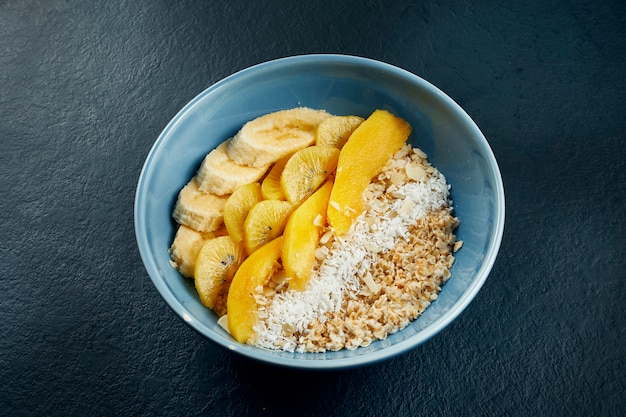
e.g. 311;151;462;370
134;53;505;370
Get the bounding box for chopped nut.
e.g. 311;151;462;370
389;190;406;199
319;230;334;245
313;214;324;227
405;163;426;181
413;148;427;159
315;246;329;261
361;272;381;295
399;199;415;215
390;172;405;185
217;315;230;333
394;144;410;159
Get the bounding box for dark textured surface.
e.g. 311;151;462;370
1;0;625;416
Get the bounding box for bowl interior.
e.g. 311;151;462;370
135;55;505;369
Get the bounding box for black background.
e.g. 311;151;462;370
2;1;625;416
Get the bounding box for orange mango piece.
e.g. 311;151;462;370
327;110;412;235
226;236;283;343
282;179;333;291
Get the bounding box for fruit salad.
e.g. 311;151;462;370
168;108;461;352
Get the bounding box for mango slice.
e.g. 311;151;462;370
227;236;284;343
327;109;412;235
282;179;333;291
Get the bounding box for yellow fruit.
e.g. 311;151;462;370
283;179;333;291
227;107;331;167
261;155;290;200
280;145;340;205
223;182;262;244
172;178;228;233
194;235;245;316
169;225;208;279
315;115;364;149
328;110;412;235
169;224;227;279
227;236;283;343
196;140;270;196
243;200;292;254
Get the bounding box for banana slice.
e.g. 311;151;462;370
227;107;332;168
194;235;245;316
196;140;270;196
223;182;262;244
280;145;340;205
169;224;228;279
172;178;229;233
169;225;208;278
315;115;364;149
243;200;292;254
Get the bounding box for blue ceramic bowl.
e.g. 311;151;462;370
135;54;505;370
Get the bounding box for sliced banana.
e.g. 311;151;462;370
196;140;270;196
169;224;228;279
194;235;245;316
169;225;208;279
172;178;229;233
227;107;331;168
280;145;340;205
243;200;292;254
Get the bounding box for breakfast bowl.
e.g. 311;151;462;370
134;54;505;370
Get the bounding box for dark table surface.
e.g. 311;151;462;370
2;1;625;416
